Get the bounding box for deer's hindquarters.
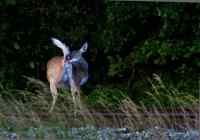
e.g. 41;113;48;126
47;56;64;84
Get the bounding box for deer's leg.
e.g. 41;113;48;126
49;80;58;113
71;88;76;105
70;87;78;117
76;87;81;106
72;86;83;110
70;83;82;116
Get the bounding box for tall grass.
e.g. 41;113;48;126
0;74;199;139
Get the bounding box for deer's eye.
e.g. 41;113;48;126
65;55;71;60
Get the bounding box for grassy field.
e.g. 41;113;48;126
0;75;199;139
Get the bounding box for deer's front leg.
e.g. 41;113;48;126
66;64;79;105
70;81;81;104
70;81;77;105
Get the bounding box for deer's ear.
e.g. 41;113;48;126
80;42;88;53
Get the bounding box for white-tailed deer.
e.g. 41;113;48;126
47;37;88;113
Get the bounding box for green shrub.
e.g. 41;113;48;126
86;86;128;109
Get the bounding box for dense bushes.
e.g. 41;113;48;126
86;86;127;109
0;0;199;103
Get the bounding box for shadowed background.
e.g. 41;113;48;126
0;0;199;105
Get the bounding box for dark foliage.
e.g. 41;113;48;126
0;0;199;101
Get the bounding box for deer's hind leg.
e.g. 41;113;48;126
49;80;58;113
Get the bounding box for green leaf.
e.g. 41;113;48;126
6;0;16;5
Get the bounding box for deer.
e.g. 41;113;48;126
47;37;88;113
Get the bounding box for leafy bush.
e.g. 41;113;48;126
86;86;128;109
